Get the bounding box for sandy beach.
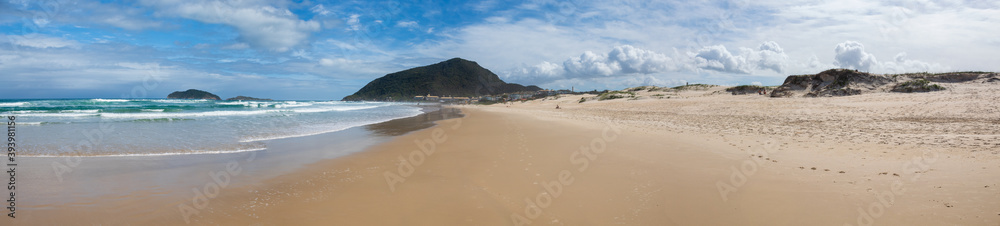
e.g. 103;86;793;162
178;82;998;225
7;0;1000;224
12;84;1000;225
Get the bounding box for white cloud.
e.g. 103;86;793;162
693;45;749;74
222;43;249;50
471;0;500;12
880;52;948;73
100;15;163;30
692;41;788;74
415;19;610;73
116;62;162;70
141;0;320;52
607;45;675;74
745;41;788;73
504;45;676;87
832;40;947;73
34;1;165;30
564;51;617;76
396;20;418;28
758;1;1000;73
291;49;312;60
318;58;362;67
346;14;361;31
564;45;673;77
310;4;331;16
621;75;674;88
319;58;336;66
2;34;79;49
484;17;509;24
799;55;833;74
833;40;878;71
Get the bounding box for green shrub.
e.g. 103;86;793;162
892;79;946;93
597;91;636;100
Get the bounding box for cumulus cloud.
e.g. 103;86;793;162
563;45;673;77
693;45;749;73
563;51;617;76
798;55;833;74
141;0;320;52
692;41;789;74
745;41;788;73
833;41;878;71
881;52;948;73
621;75;673;88
832;41;947;73
507;43;790;87
503;45;676;87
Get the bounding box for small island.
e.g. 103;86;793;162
166;89;221;100
226;96;273;101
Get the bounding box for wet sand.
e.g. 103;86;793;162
12;107;462;225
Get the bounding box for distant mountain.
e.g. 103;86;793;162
226;96;272;101
342;58;542;101
167;89;221;100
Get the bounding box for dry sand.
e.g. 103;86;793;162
19;83;998;225
185;82;998;225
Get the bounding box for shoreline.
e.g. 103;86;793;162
12;105;462;225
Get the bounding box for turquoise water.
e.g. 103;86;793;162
1;99;421;156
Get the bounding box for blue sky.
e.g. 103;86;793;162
1;0;998;99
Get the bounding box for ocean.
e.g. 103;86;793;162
1;99;423;157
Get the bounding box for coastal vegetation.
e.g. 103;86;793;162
598;91;636;100
892;79;946;93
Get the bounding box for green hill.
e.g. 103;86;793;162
342;58;541;101
167;89;221;100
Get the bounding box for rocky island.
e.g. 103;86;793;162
226;96;272;101
166;89;221;100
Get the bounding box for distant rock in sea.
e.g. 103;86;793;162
167;89;221;100
226;96;272;101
